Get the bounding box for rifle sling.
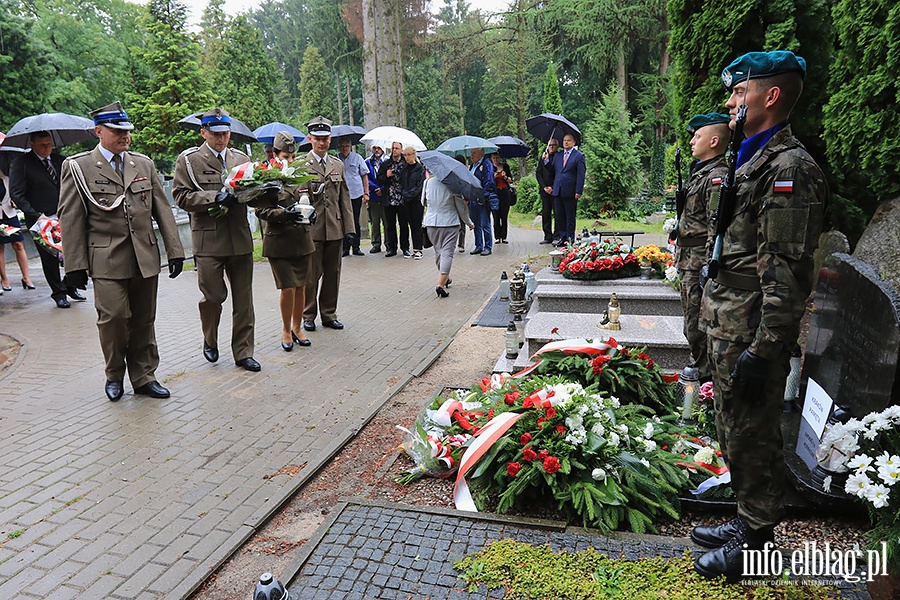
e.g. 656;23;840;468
714;269;761;291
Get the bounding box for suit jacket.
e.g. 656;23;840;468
255;186;316;258
535;152;556;197
551;147;586;198
303;151;353;242
173;143;253;256
9;150;64;225
58;147;184;279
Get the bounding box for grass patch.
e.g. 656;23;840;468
508;208;667;236
454;539;836;600
7;529;25;539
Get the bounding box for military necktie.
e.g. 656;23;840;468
320;157;327;171
113;154;124;183
219;152;227;173
44;158;58;186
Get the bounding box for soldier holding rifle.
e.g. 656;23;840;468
691;51;828;580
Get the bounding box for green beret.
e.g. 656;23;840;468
721;51;807;90
687;113;731;134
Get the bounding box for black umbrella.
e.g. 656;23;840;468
328;124;368;150
418;150;483;201
0;133;27;173
178;113;258;144
1;113;98;149
487;135;531;159
525;113;582;145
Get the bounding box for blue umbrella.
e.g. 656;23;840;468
435;135;499;158
487;135;530;159
419;151;483;201
252;122;306;145
525;113;582;145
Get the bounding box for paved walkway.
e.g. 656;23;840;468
0;224;554;599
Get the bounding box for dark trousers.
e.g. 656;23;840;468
406;200;424;251
492;188;510;241
540;192;555;241
383;203;409;252
343;196;363;252
554;195;577;243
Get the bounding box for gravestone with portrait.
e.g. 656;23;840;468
784;252;900;507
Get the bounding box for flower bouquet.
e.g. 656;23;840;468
225;158;315;201
0;223;21;238
634;244;673;277
557;238;640;281
29;215;63;262
395;421;469;484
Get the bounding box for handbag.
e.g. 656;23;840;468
508;185;517;206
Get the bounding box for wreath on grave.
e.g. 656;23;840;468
558;239;641;281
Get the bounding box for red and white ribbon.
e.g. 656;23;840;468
513;338;619;378
453;411;524;512
225;162;255;189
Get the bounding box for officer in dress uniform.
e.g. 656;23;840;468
301;116;354;332
691;51;828;581
58;101;185;401
173;108;261;372
676;113;731;381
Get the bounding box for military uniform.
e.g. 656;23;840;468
58;144;184;389
302;149;353;325
701;127;827;530
677;152;727;379
173;141;255;363
256;185;316;289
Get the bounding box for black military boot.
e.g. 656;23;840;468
694;517;775;582
691;517;744;548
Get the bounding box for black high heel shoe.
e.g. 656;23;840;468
1;283;10;292
281;338;293;352
291;330;311;347
21;279;35;290
435;286;449;298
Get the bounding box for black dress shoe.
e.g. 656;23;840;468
470;248;483;255
694;520;775;582
291;331;311;346
323;320;344;330
342;249;350;257
384;250;397;257
303;320;316;331
134;381;170;398
235;357;261;372
66;287;86;301
691;517;744;549
352;248;364;256
435;286;449;298
369;246;381;254
55;297;71;309
539;239;553;245
203;341;219;362
105;380;124;401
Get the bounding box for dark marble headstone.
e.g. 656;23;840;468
784;253;900;508
854;197;900;295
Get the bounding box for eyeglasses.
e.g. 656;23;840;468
548;144;558;147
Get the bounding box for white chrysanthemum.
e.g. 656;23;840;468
617;424;629;435
640;458;651;468
848;454;874;472
822;475;832;493
566;429;587;446
672;439;690;454
643;423;655;438
863;427;880;441
875;452;899;470
592;467;607;480
845;471;873;498
882;405;900;422
877;463;900;486
665;265;678;282
694;447;716;464
643;439;657;453
565;415;583;431
862;412;879;425
608;432;620;448
591;422;605;436
865;483;891;509
609;396;620;409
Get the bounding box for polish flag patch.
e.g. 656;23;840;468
711;177;722;186
773;180;794;193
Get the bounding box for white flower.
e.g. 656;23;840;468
608;432;620;448
871;414;892;432
640;458;651;468
863;427;880;441
591;422;605;436
694;447;716;465
847;454;874;473
565;415;583;431
665;265;678;282
845;471;873;498
878;463;900;486
643;423;655;438
875;452;899;470
865;483;891;509
592;467;607;480
822;475;832;493
617;424;629;435
609;396;620;409
882;405;900;422
862;412;879;425
642;439;657;453
672;439;690;454
663;218;677;234
565;429;587;446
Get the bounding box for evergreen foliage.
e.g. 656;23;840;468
405;53;462;149
579;85;642;216
648;140;666;198
299;45;335;124
543;62;562;115
0;0;52;127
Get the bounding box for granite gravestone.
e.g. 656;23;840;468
784;253;900;506
853;197;900;294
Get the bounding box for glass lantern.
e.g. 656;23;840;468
549;250;564;270
499;271;510;301
513;314;525;348
783;343;802;412
506;321;520;358
677;365;700;424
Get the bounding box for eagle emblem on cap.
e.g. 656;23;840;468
722;69;732;88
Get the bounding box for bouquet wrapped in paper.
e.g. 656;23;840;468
395;422;470;484
0;223;21;238
224;158;315;202
30;215;63;261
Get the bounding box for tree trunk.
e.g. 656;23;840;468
336;76;344;124
361;0;404;128
346;74;354;125
515;0;527;179
458;76;465;134
616;47;627;106
656;39;670;141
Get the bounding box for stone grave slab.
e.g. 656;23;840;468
531;283;681;316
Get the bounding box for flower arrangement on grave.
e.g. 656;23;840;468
556;238;640;281
816;405;900;573
633;244;673;275
664;264;681;291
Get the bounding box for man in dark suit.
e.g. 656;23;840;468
9;131;86;308
551;133;586;246
535;138;558;244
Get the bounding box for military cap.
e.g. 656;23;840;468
90;101;134;130
687;112;731;135
306;116;332;138
273;130;296;154
200;108;231;132
721;51;807;90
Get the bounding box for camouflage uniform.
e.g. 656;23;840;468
676;154;727;378
700;124;827;530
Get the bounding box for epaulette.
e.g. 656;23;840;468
65;150;92;160
178;146;202;159
126;150;153;162
230;148;250;160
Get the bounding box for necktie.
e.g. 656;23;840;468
219;152;227;172
320;157;327;170
563;150;569;168
44;158;58;185
112;154;124;181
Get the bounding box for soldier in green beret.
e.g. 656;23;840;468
691;50;828;580
677;113;731;381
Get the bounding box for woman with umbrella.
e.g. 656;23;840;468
422;167;473;297
490;152;513;244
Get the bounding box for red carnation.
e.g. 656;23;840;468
507;462;522;477
543;455;561;474
545;406;557;419
536;417;545;429
487;408;495;420
537;449;549;461
504;391;521;406
520;432;532;445
555;425;566;436
522;447;537;462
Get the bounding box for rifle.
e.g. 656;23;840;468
707;103;747;280
672;147;686;241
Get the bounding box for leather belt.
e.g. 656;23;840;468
715;269;762;291
678;236;706;247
